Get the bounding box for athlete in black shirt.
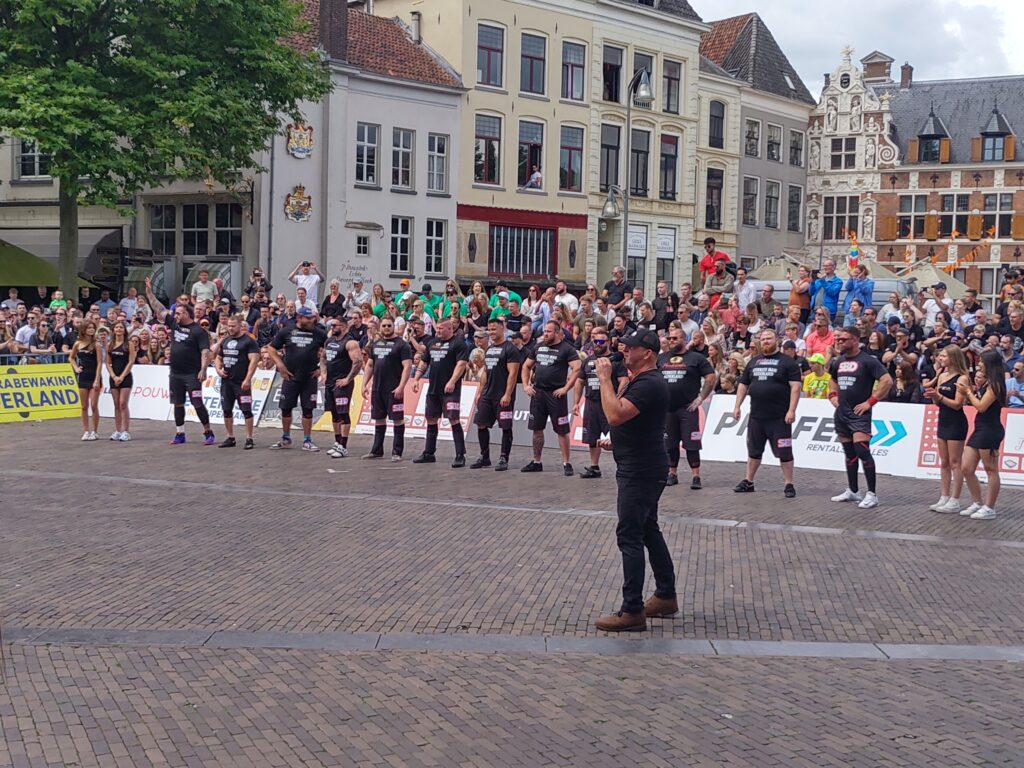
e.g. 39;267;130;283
732;329;801;497
472;318;521;471
322;316;363;458
412;318;471;467
658;328;716;489
828;327;892;509
267;306;328;451
214;316;260;449
520;321;582;476
146;276;215;445
361;317;413;460
573;326;626;478
593;329;676;633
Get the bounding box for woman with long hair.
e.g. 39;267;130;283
69;320;102;440
865;331;887;363
106;321;138;441
887;361;923;404
956;350;1006;520
522;284;544;331
147;336;167;365
924;345;971;513
787;264;812;323
370;283;386;314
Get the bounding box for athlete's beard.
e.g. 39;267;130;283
762;343;777;355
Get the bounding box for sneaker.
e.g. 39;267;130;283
361;451;383;459
970;506;996;520
579;465;602;479
857;492;879;509
470;457;492;469
218;437;237;448
391;454;403;463
733;479;755;493
934;498;961;514
494;458;509;472
412;453;436;464
301;440;319;452
169;433;186;445
243;438;255;450
326;443;348;458
830;489;862;503
109;431;121;441
928;496;950;512
665;474;679;487
521;460;543;473
594;610;647;632
960;502;982;517
451;455;466;468
82;431;91;441
690;476;702;491
563;463;574;477
203;432;216;446
87;432;98;441
119;432;131;442
269;438;293;450
784;483;796;498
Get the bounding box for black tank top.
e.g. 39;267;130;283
937;375;967;427
77;346;98;375
109;343;130;375
973;385;1004;433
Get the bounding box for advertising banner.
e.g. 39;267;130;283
0;364;81;423
184;368;277;425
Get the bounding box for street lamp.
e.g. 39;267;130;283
601;68;654;272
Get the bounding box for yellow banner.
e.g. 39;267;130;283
0;364;81;423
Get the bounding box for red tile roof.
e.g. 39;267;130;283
288;0;321;54
699;13;753;65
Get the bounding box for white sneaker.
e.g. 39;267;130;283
831;488;862;503
87;431;98;441
110;431;121;441
970;506;997;520
326;443;348;458
81;431;91;441
857;492;879;509
959;502;981;517
929;496;950;511
119;432;131;442
934;498;961;514
301;440;320;452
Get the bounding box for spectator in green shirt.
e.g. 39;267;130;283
489;291;512;320
419;283;443;318
488;279;522;309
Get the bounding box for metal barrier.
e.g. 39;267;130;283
1;352;71;366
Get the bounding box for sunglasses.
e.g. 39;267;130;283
592;338;608;345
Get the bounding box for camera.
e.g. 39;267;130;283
302;261;310;267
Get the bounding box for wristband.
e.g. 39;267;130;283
868;396;878;406
828;392;838;402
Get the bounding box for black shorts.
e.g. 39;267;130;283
371;389;405;422
108;373;133;391
169;372;203;406
279;376;318;413
747;417;794;462
474;394;514;430
834;411;872;439
528;389;570;435
666;407;703;451
220;379;254;416
425;390;462;422
326;383;354;423
581;400;610;446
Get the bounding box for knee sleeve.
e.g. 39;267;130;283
301;406;315;419
841;441;858;465
853;441;874;466
173;404;186;427
280;408;294;421
239;403;254;419
686;449;701;469
338;412;351;425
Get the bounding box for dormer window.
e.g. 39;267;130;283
911;105;950;164
920;138;941;163
973;102;1015;163
982;136;1004;162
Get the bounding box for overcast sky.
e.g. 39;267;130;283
694;0;1023;98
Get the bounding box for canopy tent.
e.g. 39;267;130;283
903;264;969;299
749;256;805;280
836;259;901;279
0;239;92;288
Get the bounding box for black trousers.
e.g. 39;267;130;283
615;473;675;614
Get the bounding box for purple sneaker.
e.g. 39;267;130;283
203;432;216;446
170;433;186;445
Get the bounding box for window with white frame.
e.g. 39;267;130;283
705;168;723;229
940;194;970;238
830;137;856;169
629;128;650;197
425;219;446;275
787;185;803;233
474;114;502;185
182;204;209;257
518;121;544;188
662;60;681;114
356;235;369;257
764;181;780;229
656;227;675;286
983;193;1014;238
392;128;414;189
766;124;783;162
982;135;1004;162
561;42;586;101
789;129;804;166
744;119;760;157
742;177;759;226
520;33;546;95
390;216;412;274
709;101;725;149
355;123;380;185
17;138;51;178
150;205;176;256
559;125;583;192
822;194;857;240
477;25;504;87
215;203;242;256
427;133;448;193
897;194;927;238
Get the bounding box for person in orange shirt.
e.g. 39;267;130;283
804;307;835;363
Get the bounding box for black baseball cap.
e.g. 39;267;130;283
886;316;902;326
621;329;660;353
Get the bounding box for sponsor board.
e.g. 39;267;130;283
0;364;80;423
184;368;277;425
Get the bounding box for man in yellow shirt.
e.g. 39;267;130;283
802;353;831;399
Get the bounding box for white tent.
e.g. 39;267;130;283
903;264;969;299
836;259;901;279
749;256;805;280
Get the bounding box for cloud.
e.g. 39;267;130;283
694;0;1015;97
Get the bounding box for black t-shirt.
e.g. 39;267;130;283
269;324;328;379
997;322;1024;353
603;279;632;306
829;351;888;420
657;348;715;411
739;352;801;420
218;334;259;384
581;353;627;402
505;312;525;334
730;330;754;352
324;334;359;382
425;335;471;396
481;341;521;400
652;295;679;330
368;337;413;392
610;369;669;477
28;330;54;350
169;319;210;376
529;341;578;391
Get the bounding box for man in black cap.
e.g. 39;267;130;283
594;329;676;632
419;283;442;319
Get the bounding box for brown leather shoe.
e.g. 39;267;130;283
594;610;647;632
643;595;679;618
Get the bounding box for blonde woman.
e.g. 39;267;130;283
924;345;971;513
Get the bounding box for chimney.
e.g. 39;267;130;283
900;62;913;89
410;10;421;43
320;0;348;61
823;73;831;88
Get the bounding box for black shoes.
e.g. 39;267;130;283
579;465;602;479
413;453;437;464
665;474;679;486
784;483;796;498
218;437;236;448
243;438;255;450
733;479;755;493
521;461;543;473
690;476;702;490
563;462;574;477
452;455;466;468
470;457;491;469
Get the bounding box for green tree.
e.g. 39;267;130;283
0;0;331;295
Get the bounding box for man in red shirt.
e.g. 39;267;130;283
698;237;732;282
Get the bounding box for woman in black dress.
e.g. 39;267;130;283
69;320;102;441
106;321;138;441
923;345;970;514
956;350;1006;520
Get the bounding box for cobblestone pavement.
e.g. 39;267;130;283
2;420;1023;766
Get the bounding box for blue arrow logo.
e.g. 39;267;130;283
881;421;906;447
871;420;889;446
870;420;906;446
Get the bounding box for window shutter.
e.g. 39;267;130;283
1005;135;1016;162
906;139;918;164
879;215;898;241
1012;214;1024;241
939;138;951;163
924;214;939;241
970;137;982;162
967;213;983;240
